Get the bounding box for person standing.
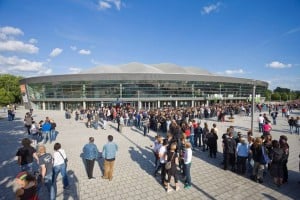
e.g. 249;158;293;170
38;145;55;200
165;143;179;192
52;143;69;196
258;114;264;133
102;135;118;181
82;137;99;179
279;135;289;184
15;172;38;200
16;138;38;173
24;113;33;135
207;128;218;158
184;142;192;189
270;140;284;187
119;115;125;133
154;139;168;186
42;118;52;144
223;132;236;171
143;117;150;136
236;138;249;175
250;137;265;183
50;119;57;142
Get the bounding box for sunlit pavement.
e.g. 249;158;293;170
0;107;299;200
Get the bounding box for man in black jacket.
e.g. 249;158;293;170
223;132;236;171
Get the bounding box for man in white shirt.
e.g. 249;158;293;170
258;114;264;133
154;139;168;186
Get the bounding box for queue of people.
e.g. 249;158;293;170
11;102;300;199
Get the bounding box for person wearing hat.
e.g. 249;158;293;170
15;171;38;200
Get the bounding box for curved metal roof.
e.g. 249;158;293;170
81;62;212;75
19;62;268;87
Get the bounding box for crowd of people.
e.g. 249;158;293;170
14;111;66;200
12;101;300;198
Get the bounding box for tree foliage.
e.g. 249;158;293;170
0;74;23;106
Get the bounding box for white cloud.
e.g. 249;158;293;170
0;26;23;40
38;68;52;75
201;2;221;15
99;1;111;10
49;48;63;57
29;38;38;44
0;40;39;54
98;0;122;10
0;54;53;76
91;59;100;65
0;55;43;72
78;49;91;55
68;67;82;74
224;69;245;75
266;61;292;69
108;0;122;10
267;77;300;90
70;46;77;51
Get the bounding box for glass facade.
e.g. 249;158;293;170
27;80;266;100
24;79;267;110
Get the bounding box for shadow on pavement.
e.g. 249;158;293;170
192;146;300;200
0;114;30;200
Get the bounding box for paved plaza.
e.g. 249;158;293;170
0;107;299;200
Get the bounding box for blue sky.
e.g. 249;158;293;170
0;0;299;90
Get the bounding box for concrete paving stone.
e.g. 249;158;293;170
1;108;300;199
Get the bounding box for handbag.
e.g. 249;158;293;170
165;152;175;170
58;150;68;164
260;146;271;165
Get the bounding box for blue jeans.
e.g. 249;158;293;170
44;173;55;200
8;114;12;121
258;123;263;132
184;163;191;186
21;162;33;173
43;131;50;143
53;163;69;194
50;129;56;142
190;134;195;147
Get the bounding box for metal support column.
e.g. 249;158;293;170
251;84;256;133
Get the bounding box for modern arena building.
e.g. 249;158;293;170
19;62;268;110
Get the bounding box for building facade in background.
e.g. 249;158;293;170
19;63;268;110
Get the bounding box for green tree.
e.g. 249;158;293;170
264;89;272;101
271;92;281;101
0;74;22;106
274;87;290;93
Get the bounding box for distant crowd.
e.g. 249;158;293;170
11;100;300;199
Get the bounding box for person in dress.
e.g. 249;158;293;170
165;143;179;192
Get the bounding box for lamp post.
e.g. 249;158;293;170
137;90;140;111
251;81;256;133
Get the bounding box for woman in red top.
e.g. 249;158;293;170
263;121;272;136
